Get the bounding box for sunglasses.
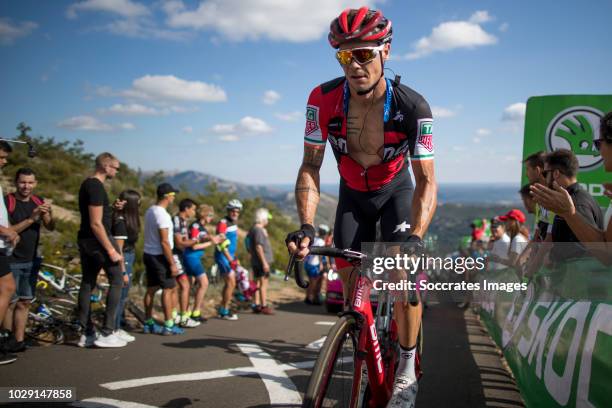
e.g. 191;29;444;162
336;45;385;66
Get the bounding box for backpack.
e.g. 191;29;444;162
6;193;44;215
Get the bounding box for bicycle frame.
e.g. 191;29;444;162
347;274;397;407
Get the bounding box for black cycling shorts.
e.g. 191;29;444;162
334;164;414;252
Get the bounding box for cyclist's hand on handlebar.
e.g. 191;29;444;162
285;224;316;260
402;234;425;255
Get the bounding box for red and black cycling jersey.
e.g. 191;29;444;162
304;77;434;192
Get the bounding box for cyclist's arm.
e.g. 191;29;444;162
295;144;324;227
410;159;437;238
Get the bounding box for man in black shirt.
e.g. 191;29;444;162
544;149;604;263
3;168;53;352
77;152;126;348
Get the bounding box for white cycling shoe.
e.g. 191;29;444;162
386;374;418;408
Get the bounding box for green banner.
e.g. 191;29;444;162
476;262;612;407
522;95;612;207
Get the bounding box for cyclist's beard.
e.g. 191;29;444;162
356;54;384;96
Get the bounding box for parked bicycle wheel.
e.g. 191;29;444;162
303;314;360;408
26;315;65;344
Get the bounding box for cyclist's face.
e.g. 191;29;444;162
228;208;240;221
339;41;389;93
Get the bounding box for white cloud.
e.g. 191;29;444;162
476;128;491;136
103;103;159;115
66;0;150;19
473;137;481;143
405;11;497;60
212;116;272;135
219;134;239;142
57;115;135;131
182;126;193;133
275;111;303;122
0;18;38;45
263;90;281;105
469;10;494;24
499;22;509;32
118;122;136;130
122;75;227;103
57;115;113;131
502;102;526;121
163;0;380;42
432;106;456;118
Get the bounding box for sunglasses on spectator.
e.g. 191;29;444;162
336;45;385;66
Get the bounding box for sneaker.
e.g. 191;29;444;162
0;350;17;365
114;329;135;343
6;340;27;353
191;314;207;323
94;332;127;348
218;309;238;320
143;322;163;334
386;375;418;408
173;314;181;325
252;305;262;314
162;325;184;336
179;317;201;328
260;306;275;315
77;332;98;348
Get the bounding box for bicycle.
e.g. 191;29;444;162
286;247;423;408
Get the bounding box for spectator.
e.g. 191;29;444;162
533;149;605;264
172;199;200;328
184;204;221;322
531;113;611;264
0;141;20;365
111;189;141;339
214;199;242;320
143;183;184;336
487;217;511;270
523;151;554;241
303;225;326;305
246;208;274;315
499;209;528;268
2;168;54;353
519;184;536;215
76;153;127;348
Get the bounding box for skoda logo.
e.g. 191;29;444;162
546;107;603;171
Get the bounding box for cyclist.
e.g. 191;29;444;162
286;7;437;407
214;199;242;320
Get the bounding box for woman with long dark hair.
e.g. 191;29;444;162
111;189;141;341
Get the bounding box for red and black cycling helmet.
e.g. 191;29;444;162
328;6;392;49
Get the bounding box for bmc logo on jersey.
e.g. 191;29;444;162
418;120;434;152
305;106;320;136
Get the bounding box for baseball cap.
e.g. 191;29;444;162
157;183;179;197
498;209;526;224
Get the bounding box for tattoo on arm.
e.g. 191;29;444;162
296;145;324;224
303;146;325;168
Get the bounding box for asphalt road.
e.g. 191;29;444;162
2;298;524;408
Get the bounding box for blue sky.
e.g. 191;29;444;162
1;0;611;185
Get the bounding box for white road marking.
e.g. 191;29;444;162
236;343;302;405
306;336;327;350
315;321;335;326
72;398;157;408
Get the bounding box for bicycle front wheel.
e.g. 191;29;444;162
303;315;360;408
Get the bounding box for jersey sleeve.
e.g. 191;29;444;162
303;86;328;148
216;220;227;234
411;98;434;161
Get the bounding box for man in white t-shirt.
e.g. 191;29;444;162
488;217;510;271
0;141;20;365
142;183;184;336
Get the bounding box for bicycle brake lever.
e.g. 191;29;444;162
285;253;296;282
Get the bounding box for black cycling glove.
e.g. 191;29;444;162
285;224;316;248
402;234;425;255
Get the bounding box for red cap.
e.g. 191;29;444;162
499;209;526;224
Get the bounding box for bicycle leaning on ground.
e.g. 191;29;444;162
286;247;423;408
